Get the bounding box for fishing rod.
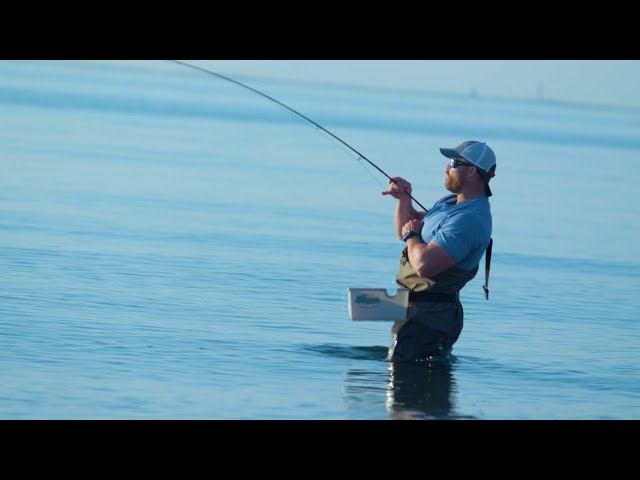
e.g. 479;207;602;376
166;60;429;214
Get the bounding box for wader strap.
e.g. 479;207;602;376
409;291;459;303
483;238;493;300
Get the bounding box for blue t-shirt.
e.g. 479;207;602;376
421;194;492;271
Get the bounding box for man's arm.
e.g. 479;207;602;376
382;177;426;239
405;238;456;279
401;217;456;278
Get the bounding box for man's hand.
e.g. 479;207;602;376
402;218;424;238
382;177;412;199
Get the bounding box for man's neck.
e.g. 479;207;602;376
456;188;485;204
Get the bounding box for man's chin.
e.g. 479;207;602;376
445;181;460;194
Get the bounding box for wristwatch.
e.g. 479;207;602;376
402;230;420;242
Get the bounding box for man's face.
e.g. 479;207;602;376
445;158;473;193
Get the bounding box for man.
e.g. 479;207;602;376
382;140;496;362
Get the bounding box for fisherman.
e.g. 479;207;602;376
382;141;496;362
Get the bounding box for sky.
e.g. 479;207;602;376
88;60;640;110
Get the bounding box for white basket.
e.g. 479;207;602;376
347;288;409;321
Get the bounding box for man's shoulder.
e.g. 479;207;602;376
454;197;491;216
445;202;491;232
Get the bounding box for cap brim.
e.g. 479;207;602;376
439;148;459;159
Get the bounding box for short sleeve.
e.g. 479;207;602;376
431;212;484;264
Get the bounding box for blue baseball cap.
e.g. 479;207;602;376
440;140;497;196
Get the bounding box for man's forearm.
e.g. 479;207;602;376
394;199;418;239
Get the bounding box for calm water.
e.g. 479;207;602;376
1;60;639;419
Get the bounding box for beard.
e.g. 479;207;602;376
445;173;464;193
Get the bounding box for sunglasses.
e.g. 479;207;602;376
448;158;475;169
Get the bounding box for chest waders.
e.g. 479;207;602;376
389;247;479;361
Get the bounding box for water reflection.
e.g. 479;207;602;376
385;359;456;419
344;356;473;419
